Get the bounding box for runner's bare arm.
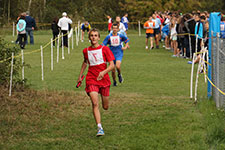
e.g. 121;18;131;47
97;61;114;81
77;59;87;82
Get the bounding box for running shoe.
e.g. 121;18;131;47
188;61;192;64
113;80;117;86
118;74;124;83
165;47;170;50
145;46;148;49
156;45;159;49
96;128;104;137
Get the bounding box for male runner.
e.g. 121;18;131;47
121;13;129;31
81;21;91;42
77;28;115;136
102;23;129;86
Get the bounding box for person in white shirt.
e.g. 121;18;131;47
170;19;178;57
58;12;72;47
116;16;126;32
152;14;161;49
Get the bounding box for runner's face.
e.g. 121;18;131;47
112;26;118;34
116;17;120;22
152;14;156;19
89;31;100;45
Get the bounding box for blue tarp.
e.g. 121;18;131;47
208;12;221;98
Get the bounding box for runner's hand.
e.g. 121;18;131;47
77;76;82;83
97;71;105;81
122;46;128;50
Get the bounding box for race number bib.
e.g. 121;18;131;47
110;36;120;46
148;22;154;28
88;49;104;66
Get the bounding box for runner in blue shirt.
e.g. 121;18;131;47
121;13;129;32
102;23;129;86
81;21;91;42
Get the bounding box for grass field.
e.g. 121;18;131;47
1;30;225;149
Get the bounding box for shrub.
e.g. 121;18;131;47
0;37;28;88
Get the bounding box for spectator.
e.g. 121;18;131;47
15;12;26;44
195;14;204;53
220;15;225;39
170;19;178;57
25;11;36;44
152;14;161;49
17;15;27;49
58;12;72;47
184;13;196;58
143;16;155;50
188;14;205;64
176;16;186;57
162;23;170;49
51;17;60;46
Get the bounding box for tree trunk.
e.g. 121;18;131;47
28;0;32;12
3;0;6;18
7;0;10;23
43;0;46;9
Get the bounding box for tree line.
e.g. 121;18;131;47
0;0;224;26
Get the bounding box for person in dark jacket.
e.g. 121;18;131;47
176;16;186;57
51;17;60;46
25;11;36;44
184;13;196;58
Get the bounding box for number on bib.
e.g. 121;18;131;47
88;49;104;66
110;36;120;46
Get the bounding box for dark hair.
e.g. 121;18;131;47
200;15;206;20
222;16;225;21
20;15;25;20
184;13;191;20
88;28;100;39
195;13;201;17
53;17;58;23
112;23;119;29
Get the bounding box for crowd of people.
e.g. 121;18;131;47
143;10;225;64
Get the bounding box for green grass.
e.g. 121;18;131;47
1;30;225;150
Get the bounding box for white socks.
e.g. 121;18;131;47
97;123;103;129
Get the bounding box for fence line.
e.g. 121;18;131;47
191;45;225;103
7;26;80;96
5;26;225;100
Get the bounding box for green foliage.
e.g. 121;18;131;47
0;37;27;87
0;0;225;25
